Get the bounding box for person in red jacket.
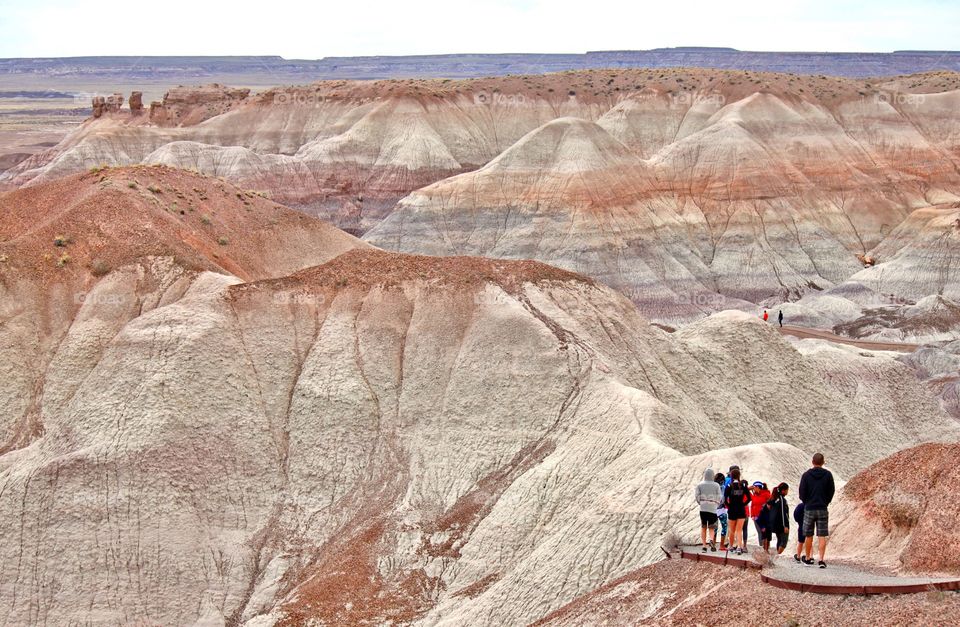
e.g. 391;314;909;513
762;310;769;322
749;482;772;549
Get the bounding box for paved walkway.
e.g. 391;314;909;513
678;545;960;594
778;325;919;353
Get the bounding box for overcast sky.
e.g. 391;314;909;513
0;0;956;57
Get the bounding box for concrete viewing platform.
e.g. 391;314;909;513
678;545;960;595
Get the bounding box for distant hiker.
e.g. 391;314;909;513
695;468;722;552
763;310;769;322
793;501;806;562
799;453;836;568
723;468;752;555
714;472;729;550
749;482;772;550
765;483;791;554
778;309;784;327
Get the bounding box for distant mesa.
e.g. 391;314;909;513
90;85;249;125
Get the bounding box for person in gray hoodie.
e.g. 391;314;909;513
695;467;723;552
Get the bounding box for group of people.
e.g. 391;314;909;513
694;453;836;568
761;309;784;327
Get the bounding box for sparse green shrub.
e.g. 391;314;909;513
200;215;212;225
147;185;162;194
217;236;229;246
53;235;71;247
56;253;71;267
127;181;138;189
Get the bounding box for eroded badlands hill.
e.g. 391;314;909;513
5;69;960;322
831;442;960;575
0;236;955;625
0;165;365;454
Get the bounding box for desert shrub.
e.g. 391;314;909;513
782;615;801;627
200;215;212;225
752;549;773;568
147;185;162;194
660;531;680;554
53;235;71;247
89;259;110;277
217;236;229;246
127;181;138;189
56;253;71;267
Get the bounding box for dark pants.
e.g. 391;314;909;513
774;529;789;551
754;518;768;544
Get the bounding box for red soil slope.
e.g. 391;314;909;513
842;442;960;574
537;558;960;626
0;164;364;283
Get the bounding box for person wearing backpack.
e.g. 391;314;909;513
723;468;752;555
724;465;749;547
695;468;723;552
765;483;791;554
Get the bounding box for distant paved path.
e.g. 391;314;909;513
678;545;960;594
777;325;919;353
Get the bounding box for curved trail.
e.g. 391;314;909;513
678;546;960;594
777;325;919;353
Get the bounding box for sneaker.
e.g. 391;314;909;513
802;557;815;565
819;561;827;569
710;542;717;552
736;548;744;556
702;546;708;553
793;554;801;563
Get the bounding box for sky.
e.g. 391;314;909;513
0;0;957;58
